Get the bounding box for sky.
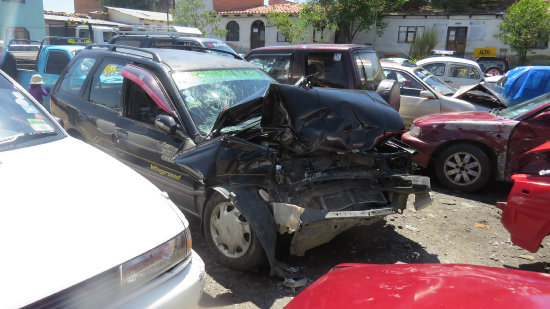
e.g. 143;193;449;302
43;0;75;13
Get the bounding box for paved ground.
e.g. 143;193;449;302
188;178;550;309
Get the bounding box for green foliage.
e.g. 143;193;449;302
497;0;550;65
266;12;304;43
172;0;226;38
99;0;155;11
409;27;439;60
305;0;408;43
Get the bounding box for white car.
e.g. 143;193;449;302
416;56;485;88
381;61;505;129
0;70;205;308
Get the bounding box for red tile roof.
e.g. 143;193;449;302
218;3;301;15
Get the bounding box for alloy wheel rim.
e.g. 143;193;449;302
443;152;482;186
209;202;251;259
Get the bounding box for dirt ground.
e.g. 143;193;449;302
187;176;550;309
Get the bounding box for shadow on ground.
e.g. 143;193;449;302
188;216;439;308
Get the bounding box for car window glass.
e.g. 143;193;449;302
449;64;479;79
248;55;291;83
58;57;96;95
384;69;425;96
124;80;169;125
423;63;445;76
89;61;125;109
414;69;455;95
354;51;384;90
306;52;348;88
151;40;174;48
45;51;70;75
111;38;142;47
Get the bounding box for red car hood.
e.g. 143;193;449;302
286;264;550;309
414;111;504;126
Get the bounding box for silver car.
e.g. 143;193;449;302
381;61;504;129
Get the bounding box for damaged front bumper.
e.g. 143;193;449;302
272;175;432;256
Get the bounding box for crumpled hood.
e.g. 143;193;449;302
0;137;186;308
211;84;404;153
453;83;507;108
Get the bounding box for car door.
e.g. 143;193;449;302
42;49;71;91
446;63;482;87
115;64;197;214
384;69;440;129
507;107;550;176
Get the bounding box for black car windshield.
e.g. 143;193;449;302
0;76;63;151
414;68;455;95
172;69;275;134
498;92;550;119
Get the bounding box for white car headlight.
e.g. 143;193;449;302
409;124;421;137
121;227;193;289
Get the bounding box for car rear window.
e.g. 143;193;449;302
248;54;291;83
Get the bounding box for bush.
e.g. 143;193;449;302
409;27;439;60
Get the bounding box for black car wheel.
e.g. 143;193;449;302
435;144;491;192
204;194;266;270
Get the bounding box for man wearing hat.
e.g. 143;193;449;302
28;74;50;105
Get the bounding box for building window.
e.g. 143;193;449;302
398;26;424;43
226;21;239;41
6;27;29;41
277;28;291;42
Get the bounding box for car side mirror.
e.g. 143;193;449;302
155;115;178;135
420;90;436;99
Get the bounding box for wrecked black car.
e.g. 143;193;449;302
50;46;431;278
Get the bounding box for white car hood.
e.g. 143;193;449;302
0;137;187;308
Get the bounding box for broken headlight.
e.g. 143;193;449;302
409;124;421;137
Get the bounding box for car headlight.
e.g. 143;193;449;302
409;124;421;137
26;228;193;308
121;227;192;289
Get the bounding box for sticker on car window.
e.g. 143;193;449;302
173;69;271;89
27;119;54;132
21;105;40;114
12;92;25;99
333;53;342;61
15;98;30;106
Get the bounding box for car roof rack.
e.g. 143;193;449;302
85;44;162;62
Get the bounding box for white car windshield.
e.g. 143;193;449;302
172;69;274;134
0;76;63;151
414;68;455;96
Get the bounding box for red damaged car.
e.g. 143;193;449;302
402;93;550;192
285;263;550;309
500;141;550;252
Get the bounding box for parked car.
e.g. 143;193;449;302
499;141;550;253
109;33;240;58
0;69;204;308
402;93;550;192
475;56;510;76
14;37;86;111
245;44;401;110
285;263;550;309
417;56;485;88
50;45;431;279
381;61;505;128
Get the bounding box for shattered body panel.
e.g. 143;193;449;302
403;111;517;180
177;84;431;260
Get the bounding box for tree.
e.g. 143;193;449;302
172;0;226;38
100;0;155;11
306;0;408;43
497;0;550;65
409;27;439;60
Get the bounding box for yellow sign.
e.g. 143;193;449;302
474;47;497;58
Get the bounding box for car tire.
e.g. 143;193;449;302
485;67;502;76
203;194;266;270
435;144;491;193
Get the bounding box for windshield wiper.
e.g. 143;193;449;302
0;131;57;145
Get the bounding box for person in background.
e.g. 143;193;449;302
27;74;50;105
